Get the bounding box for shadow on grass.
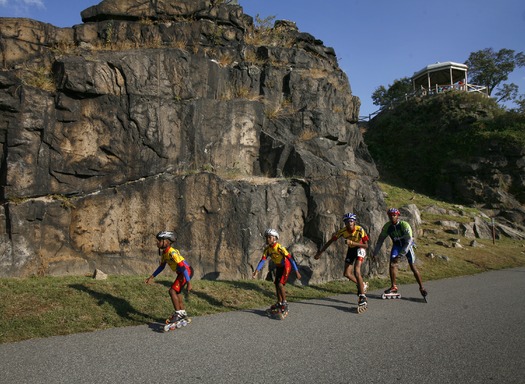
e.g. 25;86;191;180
156;279;276;310
69;284;160;323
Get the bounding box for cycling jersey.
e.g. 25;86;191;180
379;220;412;246
374;220;415;262
255;242;299;272
152;246;192;283
331;225;369;246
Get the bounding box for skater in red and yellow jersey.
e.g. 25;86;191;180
315;213;370;309
145;230;192;324
252;228;301;314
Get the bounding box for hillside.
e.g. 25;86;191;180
364;91;525;234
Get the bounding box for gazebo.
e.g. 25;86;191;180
412;61;468;94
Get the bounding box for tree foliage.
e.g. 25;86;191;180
465;48;525;97
371;77;412;108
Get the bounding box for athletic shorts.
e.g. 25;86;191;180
274;259;292;285
345;247;366;264
390;244;416;264
171;266;193;293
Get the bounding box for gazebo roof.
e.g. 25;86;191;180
412;61;468;88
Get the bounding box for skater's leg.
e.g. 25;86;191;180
389;259;398;289
343;263;357;284
169;275;186;312
169;288;184;311
409;263;424;289
275;263;291;305
354;259;364;295
276;282;286;303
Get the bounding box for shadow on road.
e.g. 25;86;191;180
295;297;356;314
148;322;167;333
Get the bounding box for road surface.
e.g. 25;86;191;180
1;267;524;383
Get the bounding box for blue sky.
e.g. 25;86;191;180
1;0;524;116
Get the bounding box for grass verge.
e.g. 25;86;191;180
1;182;524;344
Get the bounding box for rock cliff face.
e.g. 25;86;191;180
0;0;388;281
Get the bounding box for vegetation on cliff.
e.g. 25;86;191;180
365;91;525;202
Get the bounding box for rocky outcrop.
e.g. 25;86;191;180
0;0;386;281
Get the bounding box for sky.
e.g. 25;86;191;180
1;0;524;117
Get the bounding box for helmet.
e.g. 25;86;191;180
343;212;357;223
264;228;279;239
387;208;400;217
156;231;176;242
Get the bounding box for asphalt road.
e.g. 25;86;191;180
1;267;525;384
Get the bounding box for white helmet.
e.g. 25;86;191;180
156;231;176;242
264;228;279;239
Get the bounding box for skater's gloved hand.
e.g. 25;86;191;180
252;271;257;279
186;281;192;292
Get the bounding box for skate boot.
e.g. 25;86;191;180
420;287;428;303
266;302;281;316
357;294;368;314
166;311;182;324
279;301;289;319
164;311;191;332
382;285;401;300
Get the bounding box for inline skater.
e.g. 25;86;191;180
372;208;427;299
145;230;193;325
315;213;370;312
252;228;301;317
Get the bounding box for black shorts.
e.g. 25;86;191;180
345;247;358;264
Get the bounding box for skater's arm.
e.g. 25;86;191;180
372;234;387;257
314;238;335;259
288;254;302;279
399;235;414;256
347;239;369;248
287;254;299;272
177;261;191;282
146;263;166;283
252;256;267;278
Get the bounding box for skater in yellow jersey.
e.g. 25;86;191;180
146;230;193;326
314;213;370;312
253;228;301;317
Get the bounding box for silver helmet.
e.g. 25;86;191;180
156;231;176;242
264;228;279;239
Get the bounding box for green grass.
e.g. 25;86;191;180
1;182;525;344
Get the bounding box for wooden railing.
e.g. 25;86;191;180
359;83;489;122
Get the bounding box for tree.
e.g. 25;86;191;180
514;95;525;114
371;77;412;108
494;83;519;103
465;48;525;97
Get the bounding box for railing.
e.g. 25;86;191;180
358;83;489;122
